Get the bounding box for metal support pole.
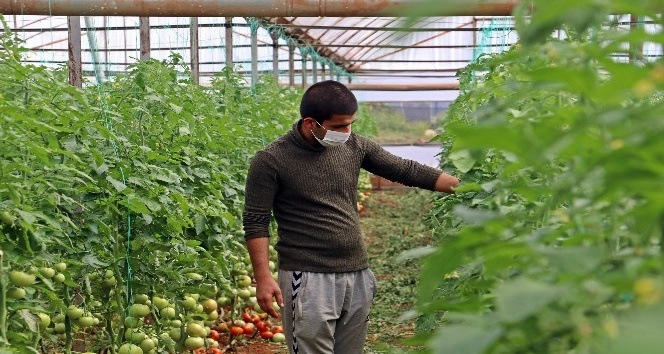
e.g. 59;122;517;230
68;16;82;88
84;16;106;84
0;1;519;16
140;17;150;60
225;17;233;67
301;53;307;88
629;14;643;63
270;31;279;82
251;24;258;88
288;42;295;86
190;17;199;84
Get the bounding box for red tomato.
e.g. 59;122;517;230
230;326;244;337
242;323;255;335
260;331;274;340
208;329;220;341
255;321;269;333
241;312;252;323
272;325;284;334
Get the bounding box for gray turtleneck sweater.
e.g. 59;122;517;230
242;121;442;273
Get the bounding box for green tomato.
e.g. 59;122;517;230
184;272;203;281
185;323;206;337
53;313;66;323
168;328;182;341
181;296;196;310
9;270;35;287
237;275;252;288
216;296;230;307
77;316;96;327
129;304;151;318
7;287;26;299
0;211;15;225
54;323;66;334
160;307;176;319
272;332;286;343
66;305;84;320
152;296;169;310
139;338;156;353
37;313;51;327
201;298;217;313
184;337;205;351
237;289;251;299
102;276;117;287
118;343;143;354
53;273;66;283
169;319;182;328
53;262;67;272
125;329;147;344
125;316;144;328
134;294;149;304
39;267;56;278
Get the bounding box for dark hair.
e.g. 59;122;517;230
299;80;358;123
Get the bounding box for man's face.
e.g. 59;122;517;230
307;114;356;138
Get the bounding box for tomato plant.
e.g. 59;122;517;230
412;1;663;353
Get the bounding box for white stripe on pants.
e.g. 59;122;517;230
278;269;378;354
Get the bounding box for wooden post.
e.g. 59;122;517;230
312;56;318;83
288;42;295;86
251;25;258;88
301;52;307;88
68;16;82;88
225;17;233;67
270;31;279;82
139;17;150;60
190;17;199;84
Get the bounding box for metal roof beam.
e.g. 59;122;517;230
0;1;518;17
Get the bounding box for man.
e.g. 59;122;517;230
243;80;459;353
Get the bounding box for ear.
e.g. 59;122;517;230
303;117;315;129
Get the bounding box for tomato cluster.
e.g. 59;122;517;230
219;309;285;344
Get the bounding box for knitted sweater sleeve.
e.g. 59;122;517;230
242;150;278;240
360;137;441;191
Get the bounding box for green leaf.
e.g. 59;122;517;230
429;324;503;354
194;214;206;235
537;246;604;275
106;175;127;192
448;149;476;173
18;309;39;332
397;246;436;262
126;195;151;215
605;304;664;354
16;209;37;224
82;254;110;268
495;278;563;324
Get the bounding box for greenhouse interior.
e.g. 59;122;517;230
0;0;662;353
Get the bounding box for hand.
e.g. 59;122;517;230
435;172;459;194
255;276;284;318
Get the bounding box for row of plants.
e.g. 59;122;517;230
414;0;662;353
0;16;376;353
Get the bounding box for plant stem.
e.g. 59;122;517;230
64;284;72;354
0;250;8;345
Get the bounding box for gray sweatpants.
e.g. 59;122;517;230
278;269;378;354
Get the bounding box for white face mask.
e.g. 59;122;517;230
310;119;351;147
